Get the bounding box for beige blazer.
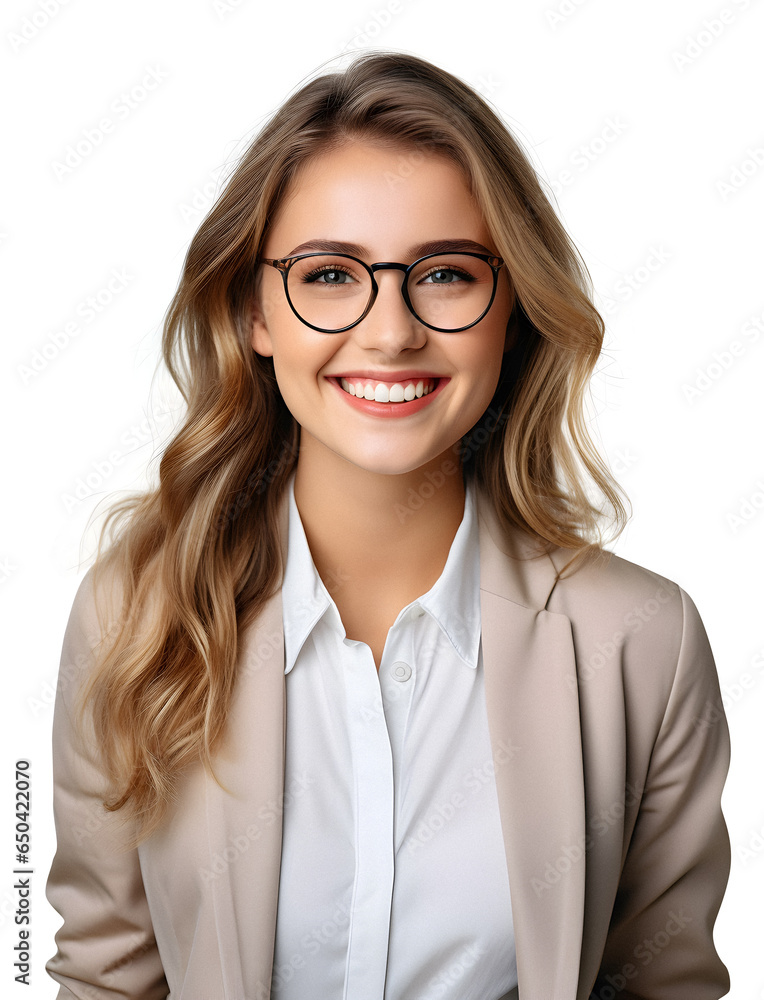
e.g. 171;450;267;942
46;485;731;1000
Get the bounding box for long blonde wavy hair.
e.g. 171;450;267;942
78;50;628;844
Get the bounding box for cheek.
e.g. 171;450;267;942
269;326;334;397
457;337;508;417
269;355;312;429
462;326;507;382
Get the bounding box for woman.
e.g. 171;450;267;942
45;51;731;999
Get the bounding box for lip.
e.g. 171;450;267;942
326;375;450;418
326;369;445;383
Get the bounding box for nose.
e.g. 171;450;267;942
350;268;427;356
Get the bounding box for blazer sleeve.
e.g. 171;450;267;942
45;568;169;999
591;586;732;999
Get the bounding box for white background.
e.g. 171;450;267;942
1;0;762;995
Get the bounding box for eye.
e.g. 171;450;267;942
302;265;355;284
419;266;474;285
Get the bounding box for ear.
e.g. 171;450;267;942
250;294;274;358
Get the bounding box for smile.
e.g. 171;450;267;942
339;377;436;403
327;376;448;418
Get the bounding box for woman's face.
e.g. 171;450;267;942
251;140;514;478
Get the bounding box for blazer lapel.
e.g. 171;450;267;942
476;488;586;1000
201;485;586;998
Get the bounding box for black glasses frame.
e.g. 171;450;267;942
259;250;505;333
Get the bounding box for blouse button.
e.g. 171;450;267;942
391;661;412;682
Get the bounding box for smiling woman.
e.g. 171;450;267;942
45;51;730;1000
250;142;515;668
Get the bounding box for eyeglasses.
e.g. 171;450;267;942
259;251;505;333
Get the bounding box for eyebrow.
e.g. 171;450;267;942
280;238;495;259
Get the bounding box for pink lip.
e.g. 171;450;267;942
326;376;449;418
326;369;445;383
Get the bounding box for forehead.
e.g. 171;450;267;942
265;141;491;254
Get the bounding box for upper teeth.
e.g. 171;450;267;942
339;377;436;403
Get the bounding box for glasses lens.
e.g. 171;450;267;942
286;255;372;331
284;252;497;332
408;253;496;330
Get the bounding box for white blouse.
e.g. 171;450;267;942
272;473;518;1000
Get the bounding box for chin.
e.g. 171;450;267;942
335;448;440;479
353;458;432;478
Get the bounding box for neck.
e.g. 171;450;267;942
292;437;466;603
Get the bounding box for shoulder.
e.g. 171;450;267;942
65;560;127;653
545;542;718;722
56;559;133;716
474;484;709;660
548;543;686;627
546;541;707;656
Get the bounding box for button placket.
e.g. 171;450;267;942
342;641;394;998
378;623;416;833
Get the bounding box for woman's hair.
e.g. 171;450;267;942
79;50;628;844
